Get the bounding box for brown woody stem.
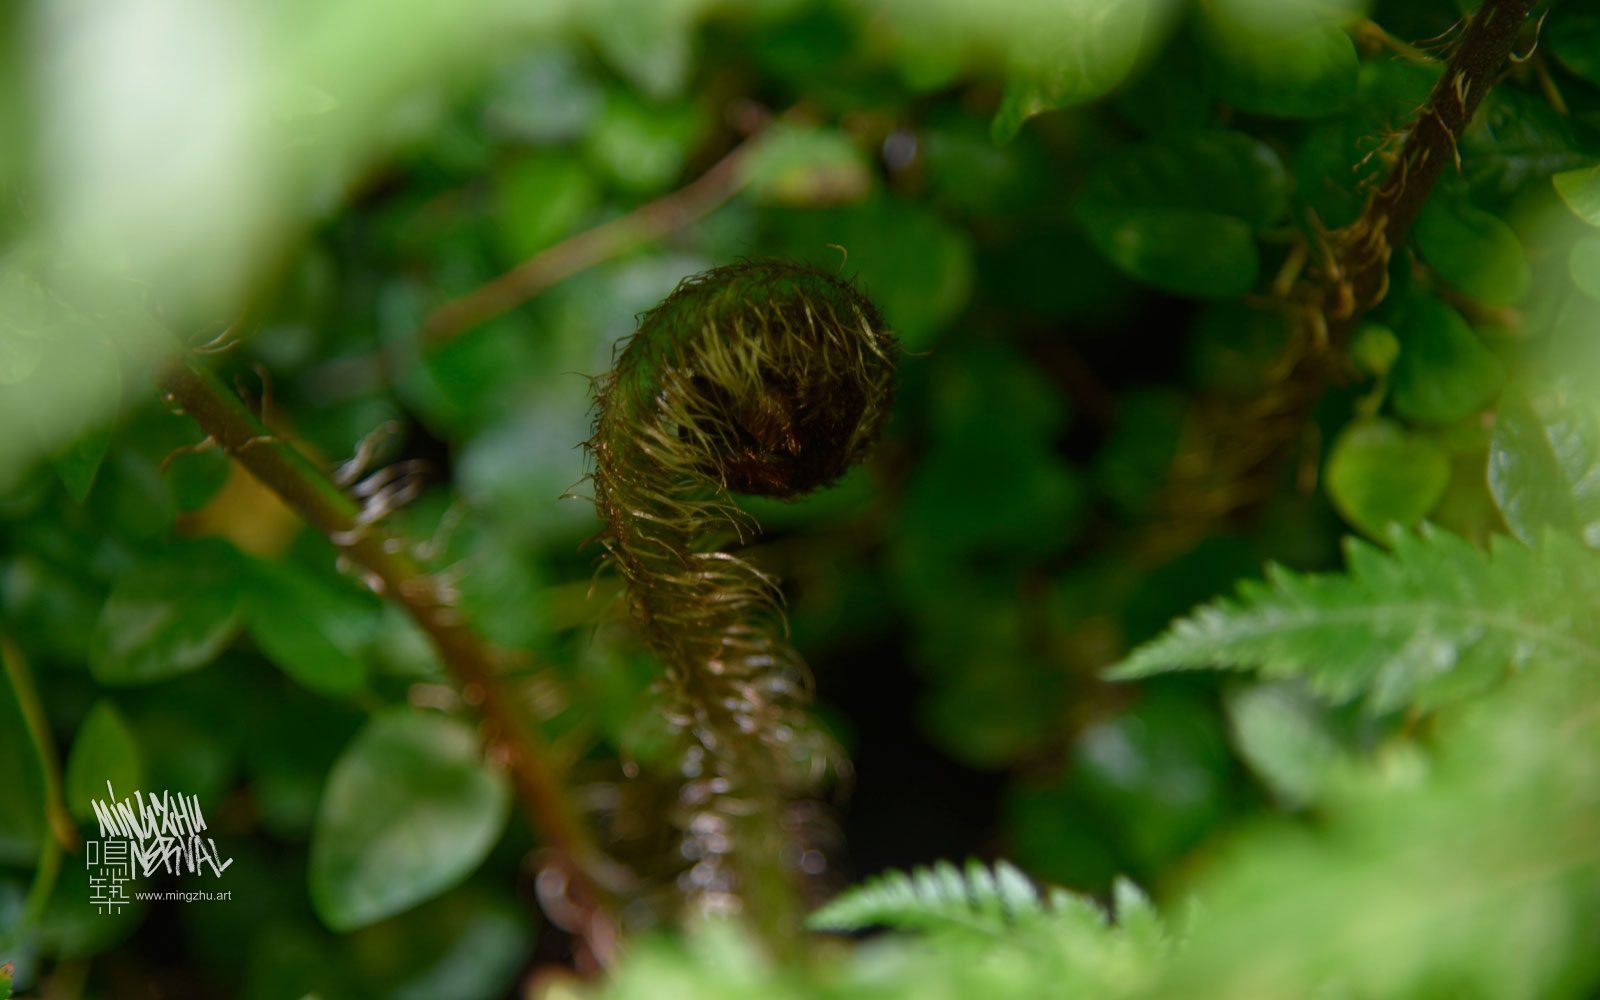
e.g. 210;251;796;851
1322;0;1537;346
1148;0;1536;556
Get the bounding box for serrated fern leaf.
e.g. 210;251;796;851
808;859;1050;935
1109;526;1600;711
808;860;1161;941
809;862;1171;995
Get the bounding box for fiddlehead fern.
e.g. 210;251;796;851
587;260;895;932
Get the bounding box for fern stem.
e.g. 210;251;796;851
589;260;895;944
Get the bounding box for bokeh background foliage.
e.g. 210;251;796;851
3;0;1600;996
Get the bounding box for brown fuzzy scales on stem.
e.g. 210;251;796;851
587;260;895;937
1147;0;1536;558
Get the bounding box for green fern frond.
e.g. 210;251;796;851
807;859;1050;934
1108;526;1600;711
807;860;1159;941
808;861;1170;996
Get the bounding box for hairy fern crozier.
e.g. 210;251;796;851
588;260;896;922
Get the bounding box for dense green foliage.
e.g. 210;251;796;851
4;0;1600;996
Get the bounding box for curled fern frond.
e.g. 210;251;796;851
588;259;896;923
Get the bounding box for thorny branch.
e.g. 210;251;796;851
155;354;620;965
1148;0;1538;558
1319;0;1537;336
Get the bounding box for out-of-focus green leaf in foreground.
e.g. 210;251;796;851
1489;385;1600;548
569;670;1600;999
1153;666;1600;998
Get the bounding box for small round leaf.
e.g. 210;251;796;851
1326;418;1450;538
1414;199;1531;306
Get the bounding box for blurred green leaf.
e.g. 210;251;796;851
1003;780;1121;889
1569;237;1600;300
1553;166;1600;227
583;90;704;194
1489;386;1600;548
484;46;605;145
37;861;142;959
1156;668;1600;998
1461;88;1586;200
581;0;706;101
45;345;119;503
0;268;55;386
1350;322;1399;378
751;4;861;91
1199;5;1357;119
895;342;1080;562
990;0;1151;142
309;710;510;932
244;694;363;839
898;436;1083;561
1076;131;1287;298
776;197;973;350
1549;10;1600;85
123;673;243;807
1225;682;1345;807
1413;197;1530;307
573;639;675;768
494;153;599;261
244;559;372;697
1325;418;1450;539
1081;130;1290;229
1078;209;1258;299
89;539;246;685
1116;35;1212;136
348;886;533;1000
1072;689;1235;871
63;700;143;824
0;330;43;385
923;112;1051;217
917;640;1068;767
1390;296;1503;425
